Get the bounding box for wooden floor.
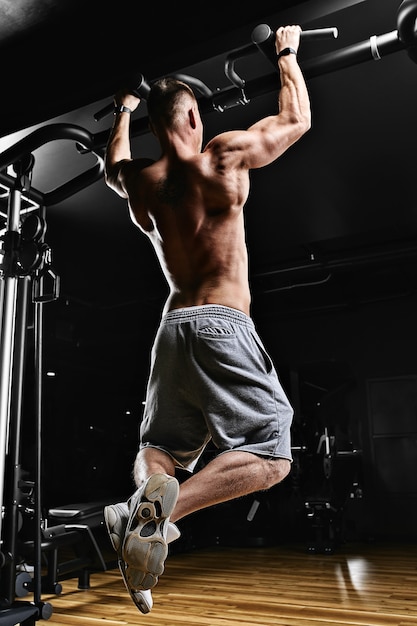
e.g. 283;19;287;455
24;540;417;626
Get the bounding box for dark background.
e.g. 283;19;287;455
1;0;417;547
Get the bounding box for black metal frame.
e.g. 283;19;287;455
0;131;103;625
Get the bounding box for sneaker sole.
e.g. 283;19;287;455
104;506;153;614
122;474;179;590
118;559;153;613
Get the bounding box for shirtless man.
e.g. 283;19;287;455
104;25;311;613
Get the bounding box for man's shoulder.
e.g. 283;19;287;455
204;129;244;153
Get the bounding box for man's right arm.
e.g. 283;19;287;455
275;25;311;139
104;90;141;198
205;25;311;172
247;25;310;168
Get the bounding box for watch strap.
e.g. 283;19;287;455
277;47;297;59
114;104;132;115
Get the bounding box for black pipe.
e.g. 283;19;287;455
33;243;44;606
169;73;213;98
0;124;97;173
43;160;104;207
0;160;104;209
94;27;339;122
301;30;404;79
398;0;417;44
0;276;31;604
0;124;104;208
91;25;411;153
397;0;417;63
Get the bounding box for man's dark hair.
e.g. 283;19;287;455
147;77;196;129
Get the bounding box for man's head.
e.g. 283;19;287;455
147;77;199;136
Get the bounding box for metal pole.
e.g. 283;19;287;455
0;188;21;545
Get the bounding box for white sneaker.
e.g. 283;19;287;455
104;474;180;613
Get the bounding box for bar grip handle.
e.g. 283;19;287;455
93;73;151;122
252;25;338;72
301;27;338;40
251;24;338;46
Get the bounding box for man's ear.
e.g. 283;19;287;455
189;108;197;129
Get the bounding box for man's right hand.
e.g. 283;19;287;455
114;88;141;113
275;24;302;56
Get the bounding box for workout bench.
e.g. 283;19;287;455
18;500;111;596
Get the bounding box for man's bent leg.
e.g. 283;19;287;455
171;450;290;523
133;446;176;487
122;472;179;590
104;446;180;614
104;495;180;614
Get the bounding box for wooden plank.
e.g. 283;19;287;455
37;541;417;626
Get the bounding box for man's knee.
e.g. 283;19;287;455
265;457;291;488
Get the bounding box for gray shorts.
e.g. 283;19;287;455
139;305;293;472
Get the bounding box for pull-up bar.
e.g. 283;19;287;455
93;26;339;122
92;0;417;152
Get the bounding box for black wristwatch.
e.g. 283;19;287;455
114;105;132;115
277;47;297;59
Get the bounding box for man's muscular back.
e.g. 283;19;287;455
105;40;310;316
123;147;252;315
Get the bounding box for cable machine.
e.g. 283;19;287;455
0;128;103;625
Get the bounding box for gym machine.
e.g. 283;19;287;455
0;127;103;625
0;3;417;623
